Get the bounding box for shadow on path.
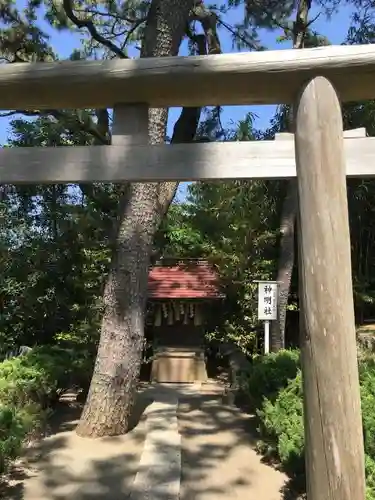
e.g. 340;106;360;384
1;383;298;500
1;393;149;500
178;389;287;500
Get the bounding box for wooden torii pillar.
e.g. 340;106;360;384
294;77;365;499
1;44;375;499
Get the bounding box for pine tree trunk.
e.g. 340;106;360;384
270;0;311;353
271;180;297;351
75;0;198;438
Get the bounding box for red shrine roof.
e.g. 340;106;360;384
148;260;223;299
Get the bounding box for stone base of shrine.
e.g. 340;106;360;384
151;347;207;383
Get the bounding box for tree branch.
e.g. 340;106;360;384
217;18;262;50
171;34;208;145
157;29;218;213
123;16;147;48
293;0;312;49
73;8;145;25
62;0;127;59
190;0;221;54
0;109;109;145
94;109;110;144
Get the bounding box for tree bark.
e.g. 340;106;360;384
270;0;311;352
76;0;216;438
271;180;297;351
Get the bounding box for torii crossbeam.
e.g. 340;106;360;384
0;126;372;183
1;43;373;500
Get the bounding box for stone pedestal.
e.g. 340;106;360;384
151;347;207;383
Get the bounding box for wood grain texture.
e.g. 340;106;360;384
1;137;375;183
295;76;366;500
2;44;375;109
275;127;367;140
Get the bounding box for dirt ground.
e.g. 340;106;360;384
178;390;286;500
1;395;149;500
1;384;288;500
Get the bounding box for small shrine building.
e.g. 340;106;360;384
146;259;223;383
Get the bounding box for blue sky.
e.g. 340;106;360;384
0;1;355;199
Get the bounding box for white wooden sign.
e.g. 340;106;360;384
257;282;278;321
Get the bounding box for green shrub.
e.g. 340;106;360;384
239;349;300;409
0;345;92;474
245;349;375;500
0;354;48;474
257;371;305;477
25;346;93;404
366;455;375;500
0;402;43;473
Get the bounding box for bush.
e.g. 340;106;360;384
25;346;93;404
0;403;43;473
0;346;92;474
243;349;375;500
239;349;300;409
257;371;305;477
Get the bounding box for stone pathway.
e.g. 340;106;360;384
2;383;288;500
130;398;181;500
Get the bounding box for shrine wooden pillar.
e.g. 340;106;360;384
294;76;366;499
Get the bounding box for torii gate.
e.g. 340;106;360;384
1;43;374;499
